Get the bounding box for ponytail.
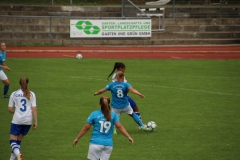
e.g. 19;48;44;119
100;96;111;121
107;62;126;80
19;77;30;100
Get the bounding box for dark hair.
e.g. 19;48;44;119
107;62;126;80
19;77;30;100
100;96;111;121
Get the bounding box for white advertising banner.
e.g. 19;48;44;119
70;19;151;38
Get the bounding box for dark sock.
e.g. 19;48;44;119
4;85;9;95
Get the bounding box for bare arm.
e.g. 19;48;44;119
0;63;10;71
128;87;145;98
32;107;38;130
115;122;134;146
94;88;107;96
8;107;14;114
72;123;91;147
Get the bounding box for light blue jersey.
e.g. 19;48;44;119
87;110;119;147
0;51;6;71
105;82;131;109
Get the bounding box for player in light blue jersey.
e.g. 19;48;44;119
72;96;134;160
0;42;11;98
94;71;149;131
107;62;143;123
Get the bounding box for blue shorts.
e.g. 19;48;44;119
10;123;31;136
127;96;137;109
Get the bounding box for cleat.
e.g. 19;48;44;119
3;95;9;98
139;124;147;130
113;127;117;135
17;154;23;160
141;126;151;132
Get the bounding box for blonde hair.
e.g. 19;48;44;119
116;71;124;81
100;96;111;121
19;77;30;100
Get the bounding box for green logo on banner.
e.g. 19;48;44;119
75;21;100;35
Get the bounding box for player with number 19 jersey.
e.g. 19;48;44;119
8;89;36;125
105;82;131;109
87;110;119;146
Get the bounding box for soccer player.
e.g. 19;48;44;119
72;96;134;160
107;62;144;123
94;71;149;131
0;42;10;98
8;77;37;160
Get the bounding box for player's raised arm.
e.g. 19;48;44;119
94;88;107;96
128;87;145;98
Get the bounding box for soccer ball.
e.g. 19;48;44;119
76;54;83;59
147;121;157;131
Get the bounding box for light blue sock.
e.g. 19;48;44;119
135;112;142;120
132;113;144;127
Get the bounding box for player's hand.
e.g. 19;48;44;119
6;66;11;71
32;122;37;130
128;137;134;146
139;94;145;98
72;138;79;147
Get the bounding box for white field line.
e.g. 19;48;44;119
71;76;239;97
129;75;240;79
134;83;240;97
7;50;240;53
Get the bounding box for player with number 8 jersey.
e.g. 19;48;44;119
94;71;149;131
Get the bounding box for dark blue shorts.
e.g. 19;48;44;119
10;123;31;136
127;96;137;109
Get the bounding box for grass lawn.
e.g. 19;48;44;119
0;58;240;159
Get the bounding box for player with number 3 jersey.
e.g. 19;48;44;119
8;77;37;160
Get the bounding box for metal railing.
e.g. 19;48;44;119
0;15;150;38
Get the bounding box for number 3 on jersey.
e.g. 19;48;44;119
20;99;27;112
99;121;111;133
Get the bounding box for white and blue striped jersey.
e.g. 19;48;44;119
8;89;37;125
87;110;119;147
105;81;131;109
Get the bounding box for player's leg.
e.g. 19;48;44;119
9;124;23;160
10;124;31;160
87;144;104;160
123;105;144;127
127;96;142;121
100;146;113;160
0;70;10;98
111;108;122;135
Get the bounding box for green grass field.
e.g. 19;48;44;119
1;58;240;160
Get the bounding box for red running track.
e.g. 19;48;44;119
6;45;240;59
